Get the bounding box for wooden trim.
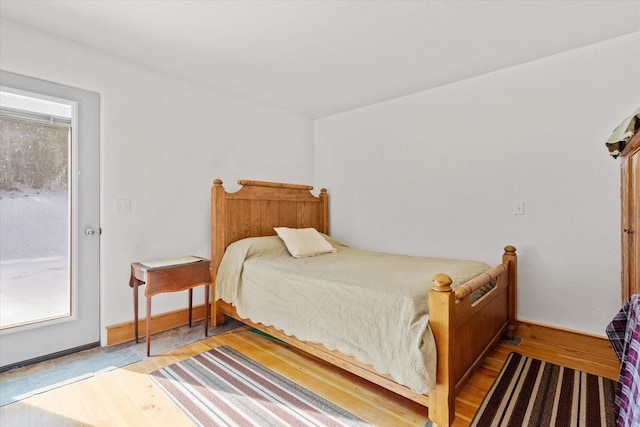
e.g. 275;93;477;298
515;319;620;379
516;320;617;358
106;304;207;346
237;179;313;190
620;128;640;159
620;130;640;301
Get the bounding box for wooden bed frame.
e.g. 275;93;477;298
210;179;517;427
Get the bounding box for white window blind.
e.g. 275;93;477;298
0;90;72;125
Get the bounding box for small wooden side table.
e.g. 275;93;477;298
129;256;211;356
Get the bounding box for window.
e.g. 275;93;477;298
0;89;75;329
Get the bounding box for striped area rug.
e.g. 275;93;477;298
471;352;617;427
150;345;370;426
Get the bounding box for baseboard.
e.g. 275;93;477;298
106;304;207;346
516;320;615;357
515;319;620;376
106;311;621;373
1;341;100;373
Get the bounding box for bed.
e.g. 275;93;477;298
210;179;517;427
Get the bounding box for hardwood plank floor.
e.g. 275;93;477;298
0;325;620;427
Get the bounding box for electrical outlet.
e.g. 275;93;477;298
513;200;525;215
115;199;131;214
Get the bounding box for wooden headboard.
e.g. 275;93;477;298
210;179;328;279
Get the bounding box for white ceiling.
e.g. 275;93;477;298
1;1;639;118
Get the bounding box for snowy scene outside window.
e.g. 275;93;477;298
0;91;73;329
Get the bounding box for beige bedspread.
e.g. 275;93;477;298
216;235;493;393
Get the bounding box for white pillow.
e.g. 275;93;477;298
274;227;336;258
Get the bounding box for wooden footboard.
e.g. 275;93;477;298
428;245;517;426
210;179;518;427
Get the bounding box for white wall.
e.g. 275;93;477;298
0;19;315;344
315;33;640;336
3;16;638;342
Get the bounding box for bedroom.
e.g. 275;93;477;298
0;1;639;425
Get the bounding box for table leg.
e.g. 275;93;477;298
133;280;139;343
204;284;209;337
188;288;193;328
146;296;152;357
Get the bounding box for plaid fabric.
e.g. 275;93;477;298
606;294;640;427
607;299;633;360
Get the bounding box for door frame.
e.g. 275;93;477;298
621;131;640;302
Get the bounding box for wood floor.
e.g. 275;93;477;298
0;325;620;427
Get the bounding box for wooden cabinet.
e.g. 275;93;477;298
621;131;640;301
